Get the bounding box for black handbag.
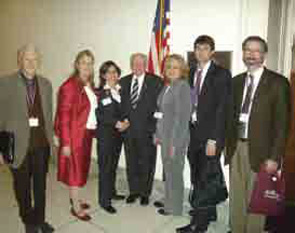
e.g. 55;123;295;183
0;131;15;164
189;157;228;208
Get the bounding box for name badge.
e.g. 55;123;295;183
239;113;249;123
29;118;39;127
154;112;163;119
191;111;197;122
102;97;112;106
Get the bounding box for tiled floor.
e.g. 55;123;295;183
0;162;229;233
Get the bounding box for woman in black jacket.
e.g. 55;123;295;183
95;61;128;214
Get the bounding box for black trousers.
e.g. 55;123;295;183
124;135;156;197
10;147;50;225
187;141;217;227
97;132;123;207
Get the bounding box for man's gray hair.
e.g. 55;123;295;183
130;53;147;68
17;44;40;62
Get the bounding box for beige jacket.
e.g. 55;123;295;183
0;72;53;168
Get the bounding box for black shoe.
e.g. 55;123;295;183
194;230;206;233
140;196;149;206
126;194;139;204
158;208;171;216
176;223;194;233
176;224;206;233
36;222;55;233
154;201;164;208
101;205;117;214
112;194;125;200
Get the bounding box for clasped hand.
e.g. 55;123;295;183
115;119;130;132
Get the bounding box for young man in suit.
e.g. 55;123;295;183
120;53;163;206
0;44;54;233
177;35;232;233
226;36;290;233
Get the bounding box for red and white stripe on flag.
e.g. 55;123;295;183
148;0;171;76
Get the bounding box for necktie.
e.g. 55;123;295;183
27;82;35;105
21;72;36;106
241;74;254;113
191;69;202;106
130;78;139;108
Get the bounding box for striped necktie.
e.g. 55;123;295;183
241;74;254;114
130;78;139;109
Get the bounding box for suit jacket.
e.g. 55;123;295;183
0;72;53;168
189;62;232;154
226;68;290;172
120;73;163;138
156;79;191;149
95;88;121;138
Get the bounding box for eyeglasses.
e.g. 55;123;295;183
243;48;262;54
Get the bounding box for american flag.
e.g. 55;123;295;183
148;0;171;76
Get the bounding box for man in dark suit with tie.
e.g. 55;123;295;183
226;36;290;232
177;35;232;233
120;53;163;205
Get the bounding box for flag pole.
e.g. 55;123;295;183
159;0;164;72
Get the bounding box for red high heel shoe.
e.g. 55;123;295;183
78;200;91;210
70;199;91;221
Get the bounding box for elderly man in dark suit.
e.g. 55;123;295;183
120;53;163;206
226;36;290;233
0;44;54;233
177;35;232;233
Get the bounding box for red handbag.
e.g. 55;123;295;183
248;166;285;216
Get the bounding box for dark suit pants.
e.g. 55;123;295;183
10;147;50;225
188;143;217;229
97;133;122;207
125;136;156;197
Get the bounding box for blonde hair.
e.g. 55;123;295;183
164;54;189;80
72;49;95;86
130;53;147;68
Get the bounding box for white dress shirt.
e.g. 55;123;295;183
104;83;121;103
84;86;98;130
130;73;145;97
240;66;264;137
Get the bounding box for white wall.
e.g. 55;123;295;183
0;0;270;188
279;0;295;76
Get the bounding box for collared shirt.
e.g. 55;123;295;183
241;66;264;114
104;83;121;103
84;86;98;130
19;71;49;148
131;73;145;97
19;70;37;106
194;60;212;92
240;66;264;137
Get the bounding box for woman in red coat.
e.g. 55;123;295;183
54;50;97;221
